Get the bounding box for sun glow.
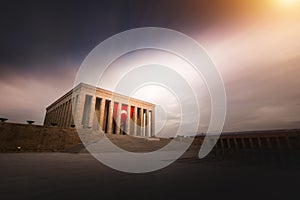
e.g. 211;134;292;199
277;0;299;7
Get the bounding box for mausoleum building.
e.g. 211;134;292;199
44;83;155;137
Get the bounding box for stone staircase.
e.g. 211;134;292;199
64;134;172;153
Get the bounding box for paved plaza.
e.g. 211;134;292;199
0;153;299;200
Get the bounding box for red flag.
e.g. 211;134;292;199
113;103;133;125
120;104;127;124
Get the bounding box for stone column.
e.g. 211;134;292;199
71;95;77;126
53;108;57;125
66;102;70;127
48;110;51;125
140;108;144;137
61;104;65;126
54;107;59;125
45;111;49;125
99;98;106;132
233;138;238;150
133;106;137;136
69;97;73;126
266;137;271;149
65;101;70;127
145;109;149;137
67;99;72;127
49;111;53;125
88;95;96;128
227;138;231;149
249;138;254;149
74;92;86;128
116;102;121;135
44;113;48;125
56;106;59;125
45;112;49;125
276;137;281;149
60;104;64;127
49;110;52;125
52;110;55;125
241;138;246;149
220;138;224;149
93;98;100;130
107;100;114;134
58;105;62;126
55;106;59;126
126;105;131;135
258;137;262;148
65;101;69;127
151;108;155;137
48;110;55;125
66;101;70;127
62;102;67;127
286;136;291;149
65;102;69;127
64;103;68;127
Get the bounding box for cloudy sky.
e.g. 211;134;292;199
0;0;299;133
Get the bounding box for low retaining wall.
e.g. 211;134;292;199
0;123;80;152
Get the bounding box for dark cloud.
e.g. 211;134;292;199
0;0;267;72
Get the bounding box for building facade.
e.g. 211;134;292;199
44;83;155;137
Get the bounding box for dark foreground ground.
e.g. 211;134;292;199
0;152;299;200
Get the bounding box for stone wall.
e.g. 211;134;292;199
0;122;169;153
0;123;80;152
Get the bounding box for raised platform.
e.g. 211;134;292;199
0;122;170;153
0;122;299;153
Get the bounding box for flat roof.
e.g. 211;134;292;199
46;83;155;110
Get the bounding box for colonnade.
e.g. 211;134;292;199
78;94;154;137
216;136;294;150
44;97;74;128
